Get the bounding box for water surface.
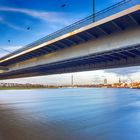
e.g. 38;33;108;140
0;88;140;140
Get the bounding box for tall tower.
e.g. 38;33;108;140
104;78;107;84
119;78;121;83
71;75;74;86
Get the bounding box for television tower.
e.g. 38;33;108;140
71;74;74;86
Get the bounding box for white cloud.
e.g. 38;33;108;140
105;66;140;76
0;16;24;30
0;7;72;25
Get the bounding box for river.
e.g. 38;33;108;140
0;88;140;140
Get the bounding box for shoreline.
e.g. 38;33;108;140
0;86;140;90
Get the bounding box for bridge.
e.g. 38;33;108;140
0;0;140;79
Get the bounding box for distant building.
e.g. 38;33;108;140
119;78;121;83
104;78;107;84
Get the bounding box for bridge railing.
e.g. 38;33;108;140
1;0;139;60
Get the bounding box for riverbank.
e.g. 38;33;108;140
1;82;140;90
1;81;140;90
0;87;48;90
0;86;140;90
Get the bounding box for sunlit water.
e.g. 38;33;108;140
0;88;140;140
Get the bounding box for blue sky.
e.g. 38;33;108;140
0;0;140;84
0;0;123;49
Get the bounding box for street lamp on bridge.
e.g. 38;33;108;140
92;0;95;22
92;0;95;15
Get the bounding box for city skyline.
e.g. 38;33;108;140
1;66;140;85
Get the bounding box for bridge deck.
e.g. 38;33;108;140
0;0;140;66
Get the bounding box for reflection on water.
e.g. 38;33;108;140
0;88;140;140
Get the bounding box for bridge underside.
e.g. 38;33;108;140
0;7;140;66
0;44;140;80
0;5;140;80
